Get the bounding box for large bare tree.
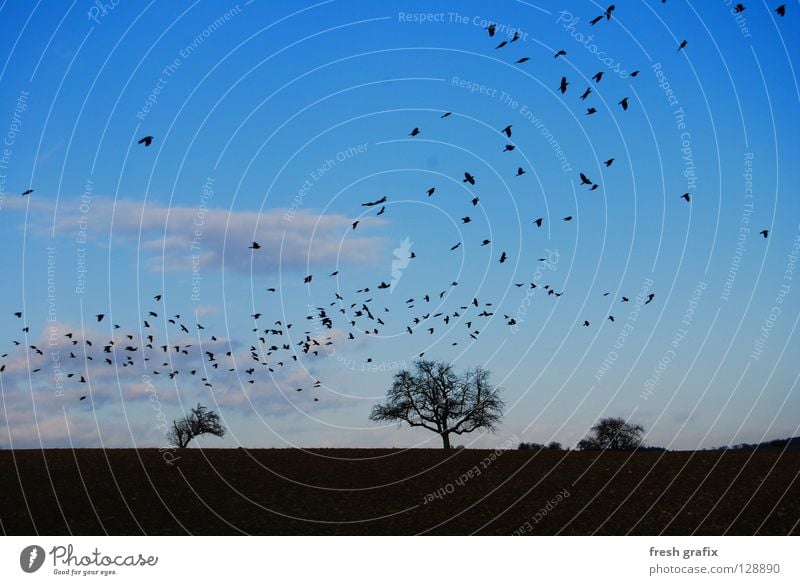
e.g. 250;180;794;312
166;403;226;448
370;360;504;449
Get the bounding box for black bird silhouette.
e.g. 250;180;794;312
760;230;769;238
563;216;573;221
516;167;525;176
515;57;530;64
22;189;33;196
580;87;592;100
496;40;508;49
304;275;313;284
461;217;471;224
376;206;385;215
533;217;543;227
352;221;360;230
501;125;512;137
426;187;436;196
14;311;22;318
504;144;515;152
606;4;616;19
608;316;615;322
618;97;629;111
362;195;386;207
678;40;688;51
645;293;655;304
450;243;461;251
622;296;629;302
154;294;162;301
481;239;490;246
586;107;597;115
138;136;153;146
441;111;452;118
80;395;86;401
592;71;603;83
580;172;593;185
554;50;567;58
734;4;745;13
248;241;261;249
681;193;691;202
776;5;785;17
409;127;420;137
630;70;640;77
96;314;104;322
463;172;475;185
487;23;496;36
604;158;615;167
559;76;569;94
582;321;590;327
590;15;603;25
471;197;479;206
499;252;508;263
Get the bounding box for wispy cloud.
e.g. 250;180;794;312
9;196;388;274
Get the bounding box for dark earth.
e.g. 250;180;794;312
1;449;797;535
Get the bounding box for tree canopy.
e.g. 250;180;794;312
370;360;504;449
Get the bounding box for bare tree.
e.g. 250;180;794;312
166;403;226;448
577;417;644;451
370;360;504;449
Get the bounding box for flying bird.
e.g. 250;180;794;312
304;275;313;284
501;125;512;137
604;158;615;167
21;189;33;196
618;97;629;111
499;252;508;263
586;107;597;115
487;23;496;36
592;71;604;83
96;314;104;322
248;241;261;250
760;230;769;238
559;77;569;94
409;127;420;137
681;193;691;202
516;167;525;176
580;87;592;100
361;195;386;207
776;5;785;16
554;50;567;58
678;40;688;51
515;57;530;64
463;172;475;185
138;136;153;146
533;217;543;227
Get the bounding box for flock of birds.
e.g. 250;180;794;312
4;4;778;410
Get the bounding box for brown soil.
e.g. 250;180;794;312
1;449;797;535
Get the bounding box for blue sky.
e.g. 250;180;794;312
0;0;798;450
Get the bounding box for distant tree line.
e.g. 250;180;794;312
715;437;800;451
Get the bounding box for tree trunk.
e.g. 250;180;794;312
441;432;451;450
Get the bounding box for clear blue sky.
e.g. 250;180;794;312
0;0;798;450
